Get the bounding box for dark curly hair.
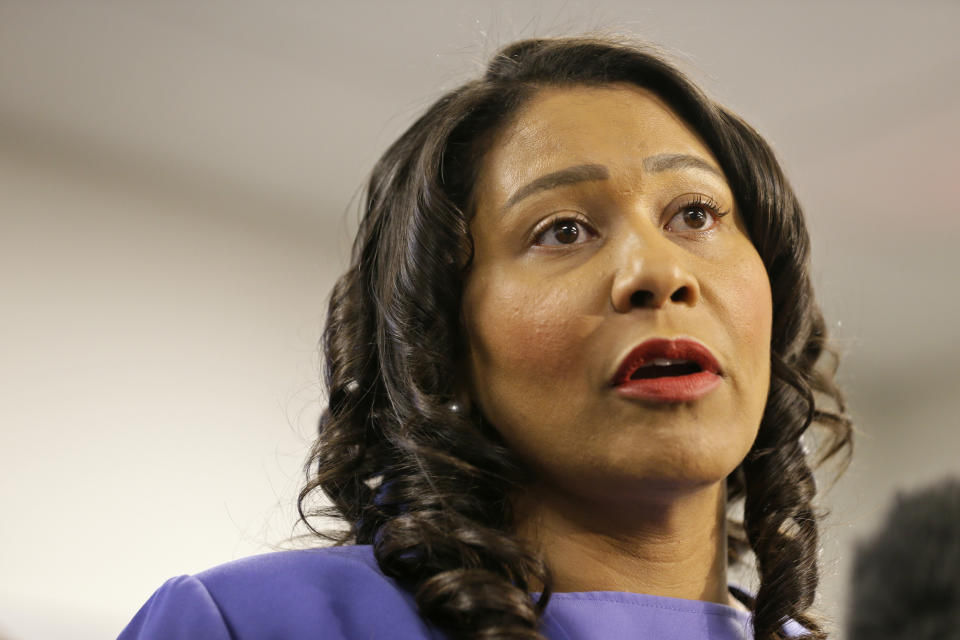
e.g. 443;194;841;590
298;35;854;640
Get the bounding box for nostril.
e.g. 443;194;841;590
630;290;655;307
627;286;694;309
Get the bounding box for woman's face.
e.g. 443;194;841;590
459;84;772;505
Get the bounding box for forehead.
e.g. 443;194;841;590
474;84;718;208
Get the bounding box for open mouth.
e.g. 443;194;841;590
611;337;722;390
613;340;721;402
628;359;703;379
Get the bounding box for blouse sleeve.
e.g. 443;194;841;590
117;575;233;640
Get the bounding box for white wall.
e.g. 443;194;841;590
0;144;337;638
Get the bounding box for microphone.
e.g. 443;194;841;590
846;475;960;640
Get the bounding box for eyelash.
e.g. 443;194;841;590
531;194;730;247
668;194;730;231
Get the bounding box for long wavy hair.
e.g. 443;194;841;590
298;35;854;640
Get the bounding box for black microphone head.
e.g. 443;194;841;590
847;476;960;640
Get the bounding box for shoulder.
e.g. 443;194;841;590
119;545;445;640
193;544;389;597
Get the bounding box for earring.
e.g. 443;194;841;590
447;401;464;414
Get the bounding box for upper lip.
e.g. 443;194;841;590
611;337;722;385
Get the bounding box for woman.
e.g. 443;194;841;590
120;35;853;640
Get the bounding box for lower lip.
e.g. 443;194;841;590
614;371;722;403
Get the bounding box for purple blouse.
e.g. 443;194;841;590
118;544;807;639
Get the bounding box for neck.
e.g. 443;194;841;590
512;479;733;606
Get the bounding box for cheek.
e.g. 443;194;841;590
723;249;773;391
745;257;773;359
462;271;599;390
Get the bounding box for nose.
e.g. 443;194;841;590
610;239;701;313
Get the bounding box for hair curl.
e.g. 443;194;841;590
298;35;854;640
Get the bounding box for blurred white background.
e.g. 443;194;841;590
1;1;958;638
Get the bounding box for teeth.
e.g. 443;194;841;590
648;358;689;366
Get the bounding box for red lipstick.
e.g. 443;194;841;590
611;337;722;403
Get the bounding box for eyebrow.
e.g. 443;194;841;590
502;163;609;211
501;154;724;213
642;153;724;179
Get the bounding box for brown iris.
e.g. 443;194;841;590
555;221;579;244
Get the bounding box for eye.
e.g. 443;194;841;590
665;194;729;233
532;215;596;247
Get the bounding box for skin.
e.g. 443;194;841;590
457;84;772;608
